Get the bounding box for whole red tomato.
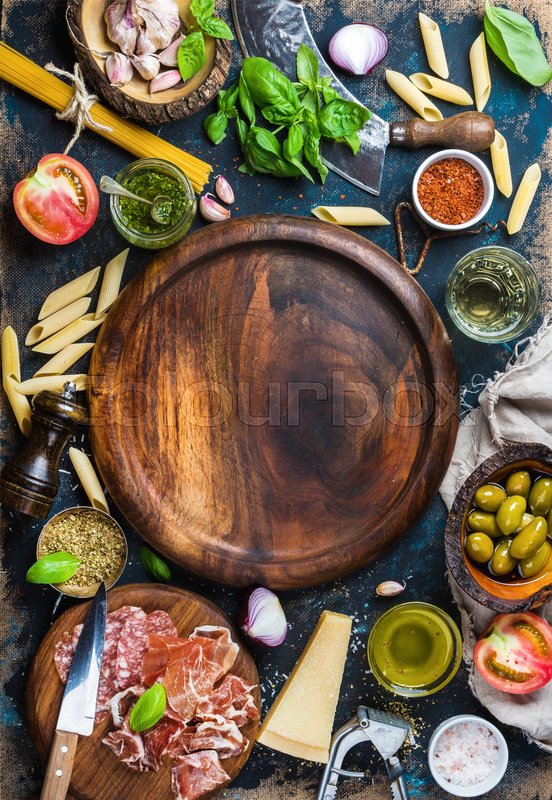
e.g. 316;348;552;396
474;612;552;694
13;154;99;244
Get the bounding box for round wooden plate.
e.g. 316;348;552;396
66;0;232;123
89;215;458;589
26;583;260;800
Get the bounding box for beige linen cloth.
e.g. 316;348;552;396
439;314;552;752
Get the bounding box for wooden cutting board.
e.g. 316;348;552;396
89;215;458;589
26;584;260;800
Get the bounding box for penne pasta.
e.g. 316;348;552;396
32;313;107;355
385;70;443;121
95;248;129;319
3;375;32;436
507;163;541;235
34;342;94;376
17;374;89;395
490;130;513;198
38;266;101;320
69;447;109;513
419;13;449;79
409;74;473;106
470;33;491;112
311;207;390;226
26;297;91;345
2;325;21;381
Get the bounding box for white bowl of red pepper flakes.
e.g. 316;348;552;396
412;149;494;231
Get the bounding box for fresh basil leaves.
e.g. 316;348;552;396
484;1;552;86
203;43;371;183
177;0;233;84
140;545;172;583
26;552;81;584
129;684;167;732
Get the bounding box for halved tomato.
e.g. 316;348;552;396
13;154;99;244
474;612;552;694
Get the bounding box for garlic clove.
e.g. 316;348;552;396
375;580;406;597
149;69;182;94
130;54;160;81
158;34;186;67
214;175;235;205
105;52;134;87
199;193;231;223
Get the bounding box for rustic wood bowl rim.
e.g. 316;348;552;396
445;442;552;613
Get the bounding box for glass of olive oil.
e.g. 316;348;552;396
445;247;541;343
367;602;462;696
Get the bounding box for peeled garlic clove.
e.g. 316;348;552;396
158;33;186;67
199;193;231;222
149;69;182;94
214;175;235;205
130;54;160;80
105;52;134;87
375;580;406;597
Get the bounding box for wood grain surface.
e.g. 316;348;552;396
66;0;232;123
89;215;458;589
26;583;260;800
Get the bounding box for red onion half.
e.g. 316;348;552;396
241;587;288;647
328;24;389;76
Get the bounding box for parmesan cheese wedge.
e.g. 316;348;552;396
257;610;352;763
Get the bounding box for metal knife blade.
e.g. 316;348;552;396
56;583;107;737
230;0;390;195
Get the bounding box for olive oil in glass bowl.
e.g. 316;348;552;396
445;247;541;343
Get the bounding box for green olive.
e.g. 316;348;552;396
514;513;534;533
528;477;552;516
548;506;552;535
519;540;552;578
505;470;531;498
474;483;507;512
496;495;527;535
467;510;501;538
489;538;517;576
465;533;495;564
509;517;548;560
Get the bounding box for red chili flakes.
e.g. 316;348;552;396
417;157;484;225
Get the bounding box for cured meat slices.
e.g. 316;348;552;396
103;718;149;772
196;675;259;727
146;610;177;638
171;751;230;800
170;715;246;760
142;634;190;687
164;639;224;721
190;627;239;675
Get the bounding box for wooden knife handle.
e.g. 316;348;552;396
389;112;495;152
40;730;78;800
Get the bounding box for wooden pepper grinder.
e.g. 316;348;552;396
1;381;88;518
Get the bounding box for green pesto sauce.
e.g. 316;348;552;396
370;606;454;689
120;170;191;234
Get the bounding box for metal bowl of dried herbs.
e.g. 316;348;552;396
37;506;127;598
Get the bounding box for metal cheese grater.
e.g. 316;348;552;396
317;706;412;800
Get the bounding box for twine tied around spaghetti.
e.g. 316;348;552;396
44;62;112;154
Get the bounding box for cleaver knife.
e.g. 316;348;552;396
230;0;495;194
40;583;107;800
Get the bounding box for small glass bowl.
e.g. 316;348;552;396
37;506;127;598
367;601;462;697
109;158;196;249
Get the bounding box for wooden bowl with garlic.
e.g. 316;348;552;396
66;0;232;123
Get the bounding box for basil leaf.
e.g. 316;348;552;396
129;684;167;732
296;44;319;86
318;99;370;139
203;110;228;144
178;32;206;82
303;124;328;184
320;77;339;104
337;131;361;155
26;552;81;584
218;82;239;116
299;87;319;114
235;117;250;150
140;546;172;583
245;127;303;178
199;16;234;40
283;123;303;160
190;0;214;21
484;2;552;86
242;58;300;113
238;73;256;125
261;103;300;125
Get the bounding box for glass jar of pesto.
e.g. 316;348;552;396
109;158;196;249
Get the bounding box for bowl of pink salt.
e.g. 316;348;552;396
428;714;508;797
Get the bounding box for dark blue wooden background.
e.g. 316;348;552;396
1;0;551;798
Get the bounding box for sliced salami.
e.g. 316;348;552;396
146;610;177;638
53;630;76;683
115;607;148;690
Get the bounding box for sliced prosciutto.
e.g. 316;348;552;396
170;715;246;759
196;675;259;727
102;718;150;772
171;751;230;800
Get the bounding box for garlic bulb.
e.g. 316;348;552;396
130;54;160;80
105;52;133;86
104;0;180;57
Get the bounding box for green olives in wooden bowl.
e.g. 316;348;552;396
445;443;552;613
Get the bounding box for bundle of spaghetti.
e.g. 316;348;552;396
0;42;211;192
